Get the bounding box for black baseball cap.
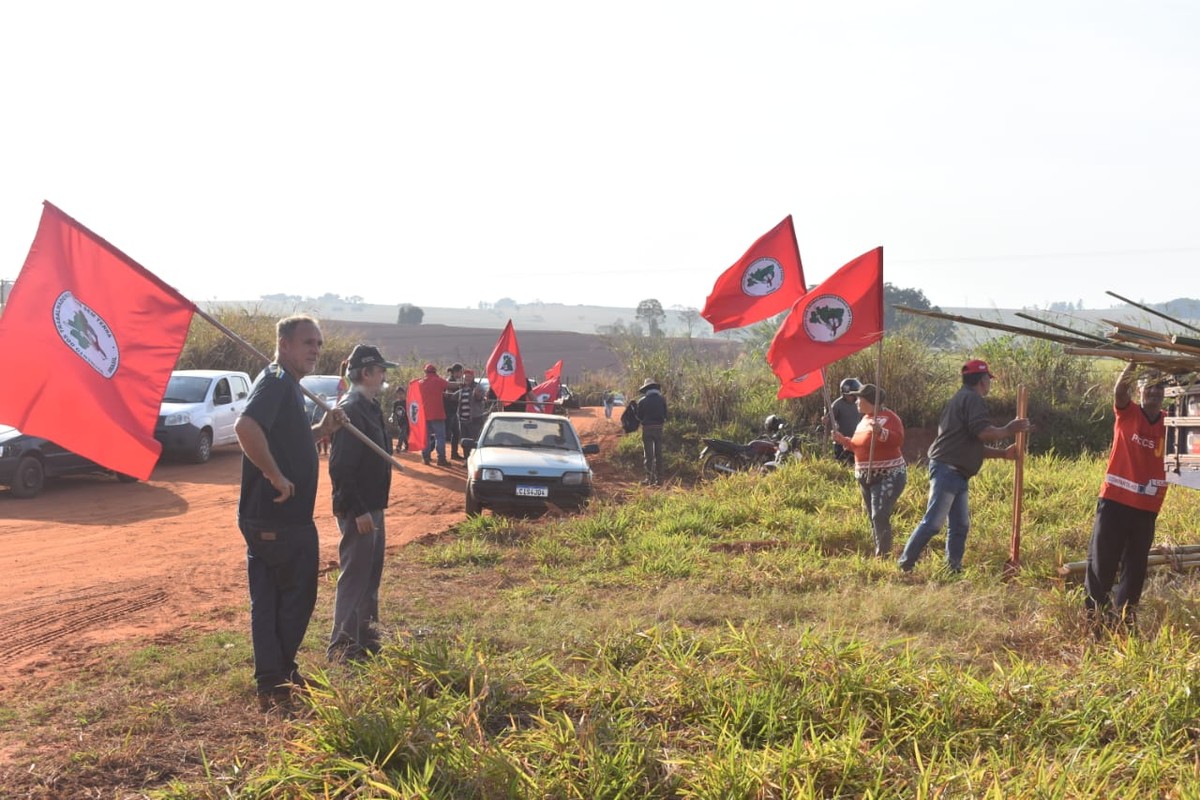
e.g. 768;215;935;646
347;344;398;370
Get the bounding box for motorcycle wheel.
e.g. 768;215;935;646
701;451;742;480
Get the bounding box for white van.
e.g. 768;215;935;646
154;369;253;463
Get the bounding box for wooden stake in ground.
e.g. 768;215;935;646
1004;384;1028;578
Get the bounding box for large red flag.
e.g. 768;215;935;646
486;320;528;403
701;215;805;332
766;247;883;396
528;359;563;413
0;202;196;479
405;378;427;453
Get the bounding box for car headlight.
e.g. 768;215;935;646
163;413;192;426
0;444;16;458
477;468;504;481
562;471;591;486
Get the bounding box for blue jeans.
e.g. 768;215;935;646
858;467;908;556
239;519;319;692
423;420;447;460
898;459;970;571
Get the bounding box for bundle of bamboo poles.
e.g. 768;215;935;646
895;290;1200;378
1058;544;1200;582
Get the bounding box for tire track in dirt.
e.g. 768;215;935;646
0;584;169;666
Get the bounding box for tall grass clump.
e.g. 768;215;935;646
177;305;362;376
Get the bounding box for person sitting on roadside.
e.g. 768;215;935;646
831;383;907;559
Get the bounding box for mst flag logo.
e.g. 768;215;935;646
802;294;854;343
740;258;784;297
53;291;119;378
495;352;518;376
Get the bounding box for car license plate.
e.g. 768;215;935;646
516;485;549;497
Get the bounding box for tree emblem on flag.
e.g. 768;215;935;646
740;258;783;297
53;291;119;378
408;401;420;425
497;352;517;375
801;294;853;343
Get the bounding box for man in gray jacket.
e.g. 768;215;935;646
328;344;396;662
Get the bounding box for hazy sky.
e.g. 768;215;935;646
3;1;1197;313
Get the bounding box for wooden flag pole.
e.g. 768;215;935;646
1004;384;1028;578
193;307;404;472
864;338;885;484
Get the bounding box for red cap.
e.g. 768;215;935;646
961;359;994;377
423;363;437;373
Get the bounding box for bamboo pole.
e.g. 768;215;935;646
1014;312;1110;344
1105;290;1200;335
1062;346;1199;372
1059;552;1200;580
193;307;404;472
864;338;885;484
894;306;1110;348
1004;384;1028;578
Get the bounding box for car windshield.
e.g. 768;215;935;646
480;417;581;450
300;375;341;398
162;376;212;404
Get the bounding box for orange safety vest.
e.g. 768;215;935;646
1099;401;1167;513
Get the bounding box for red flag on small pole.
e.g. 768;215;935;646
528;359;563;413
486;320;528;403
405;378;427;453
0;202;197;479
701;216;805;332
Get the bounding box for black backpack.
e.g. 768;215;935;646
621;400;640;434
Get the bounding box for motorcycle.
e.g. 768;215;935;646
699;429;786;479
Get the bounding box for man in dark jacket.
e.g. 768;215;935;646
635;378;668;485
327;344;396;662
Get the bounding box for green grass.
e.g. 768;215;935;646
214;459;1200;795
9;455;1200;798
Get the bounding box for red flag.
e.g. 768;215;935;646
485;320;528;403
528;359;563;413
0;202;196;479
767;247;884;394
405;378;427;453
701;215;805;332
776;371;825;399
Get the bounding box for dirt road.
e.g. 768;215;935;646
0;408;623;689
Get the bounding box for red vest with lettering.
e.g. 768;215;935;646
1099;401;1167;513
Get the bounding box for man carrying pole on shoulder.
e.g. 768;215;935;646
235;315;346;713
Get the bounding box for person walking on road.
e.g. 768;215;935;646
327;344;397;663
897;360;1029;574
235;315;345;712
635;378;668;485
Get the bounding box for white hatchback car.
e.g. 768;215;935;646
154;369;253;462
463;412;599;515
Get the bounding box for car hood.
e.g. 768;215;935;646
470;446;590;475
160;401;206;415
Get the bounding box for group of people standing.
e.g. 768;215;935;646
232;315;1165;712
828;357;1167;633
